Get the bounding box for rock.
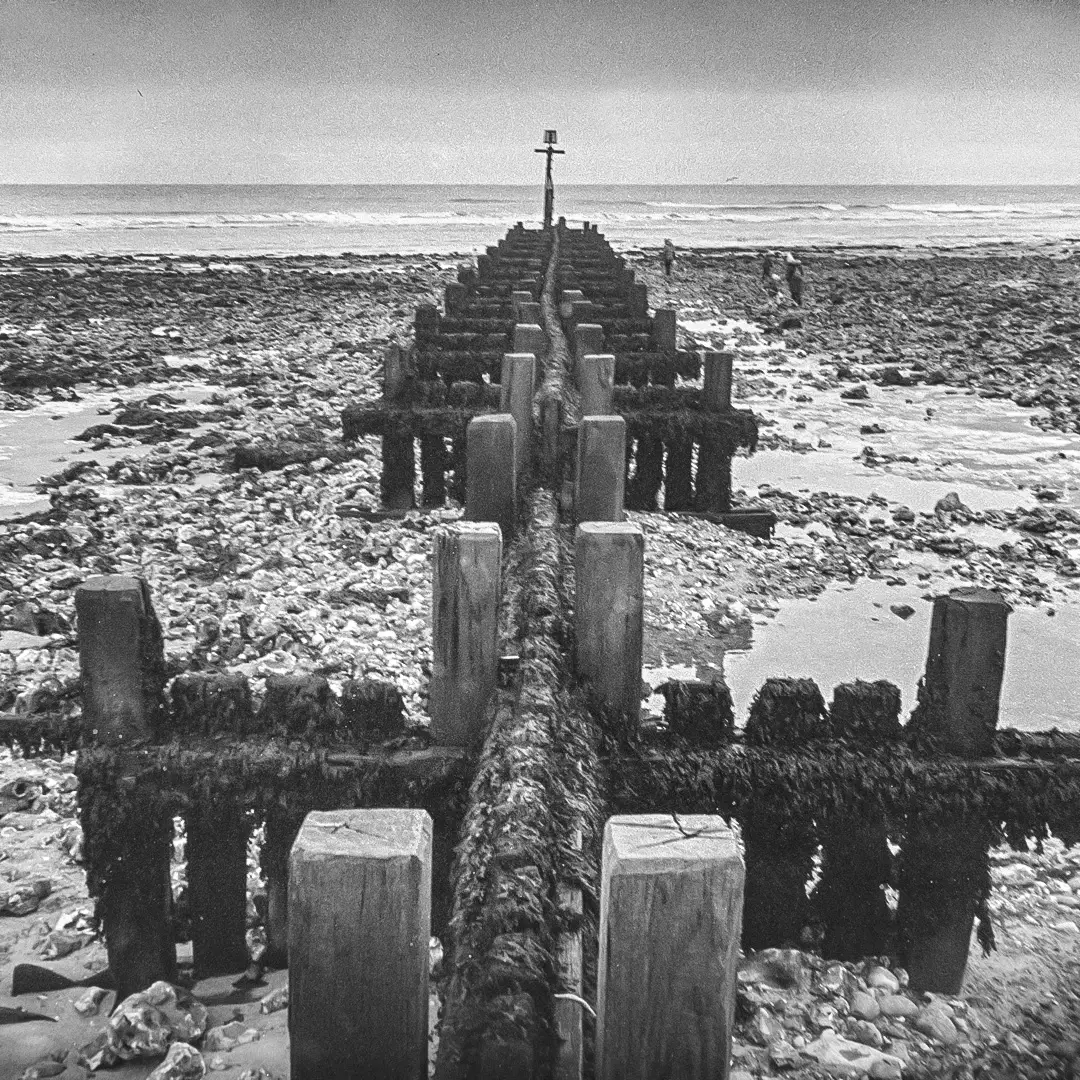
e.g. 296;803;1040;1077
878;994;918;1019
914;1003;960;1045
840;384;870;401
860;423;888;435
770;1040;803;1069
868;1059;903;1080
18;1061;67;1080
812;1003;842;1031
740;948;809;991
147;1042;206;1080
78;981;208;1070
866;967;900;993
994;863;1038;887
750;1007;787;1046
258;983;288;1014
849;1019;884;1048
889;604;915;620
851;991;881;1021
892;506;915;523
933;491;967;515
803;1030;905;1077
73;986;110;1017
817;963;858;999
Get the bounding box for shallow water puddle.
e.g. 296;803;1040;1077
720;578;1080;732
0;380;226;519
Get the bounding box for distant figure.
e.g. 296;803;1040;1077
785;252;805;306
662;238;676;278
762;251;781;299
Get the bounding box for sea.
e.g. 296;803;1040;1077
1;184;1080;256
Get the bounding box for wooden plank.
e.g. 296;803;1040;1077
574;523;644;723
500;353;536;481
597;815;743;1080
430;523;502;747
578;354;615;416
289;809;432;1080
575;416;626;522
466;414;517;539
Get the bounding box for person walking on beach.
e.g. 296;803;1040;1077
785;252;805;306
662;238;676;279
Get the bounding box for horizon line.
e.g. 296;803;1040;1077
1;181;1079;189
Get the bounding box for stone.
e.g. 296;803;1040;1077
258;983;288;1014
849;1020;884;1049
817;963;858;999
889;604;915;620
840;384;870;401
769;1040;803;1069
914;1004;960;1045
868;1059;903;1080
892;506;915;523
851;991;880;1021
866;967;900;993
878;994;918;1019
147;1043;206;1080
73;986;110;1016
803;1031;905;1077
811;1003;842;1031
750;1008;787;1047
933;491;967;514
994;863;1037;887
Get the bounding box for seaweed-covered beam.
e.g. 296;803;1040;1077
341;404;496;442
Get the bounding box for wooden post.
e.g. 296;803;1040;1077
289;809;432;1080
569;300;596;330
431;523;502;747
420;436;448;507
630;282;648;317
381;421;416;512
500;354;535;481
898;587;1010;994
173;672;253;977
574;523;644;722
513;323;546;361
445;282;467;314
572;323;605;385
384;343;405;400
558;289;585;319
415;303;440;341
75;575;174;1001
696;351;736;513
466;414;517;539
664;437;694;511
576;416;626;522
579;354;615;416
518;300;542;324
511;290;534;320
626;435;664;511
703;351;733;411
597;815;744;1080
653;308;677;353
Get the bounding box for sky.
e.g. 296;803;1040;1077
1;0;1079;185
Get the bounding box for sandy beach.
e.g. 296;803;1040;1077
2;242;1080;1077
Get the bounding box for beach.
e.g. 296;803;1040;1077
2;238;1080;1077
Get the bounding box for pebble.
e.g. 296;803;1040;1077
914;1004;961;1045
878;994;919;1019
849;1019;885;1048
866;967;900;993
851;990;881;1021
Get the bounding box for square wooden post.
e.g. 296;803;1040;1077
431;523;502;747
513;323;546;360
597;815;744;1080
289;809;432;1080
574;523;643;722
572;323;605;385
466;414;517;539
653;308;677;353
579;354;615;416
898;587;1010;994
696;351;736;513
75;575;175;1001
500;353;535;481
576;416;626;523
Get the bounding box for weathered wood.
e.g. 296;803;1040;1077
171;672;252;976
575;523;644;722
500;353;536;481
511;290;534;320
597;815;744;1080
289;809;432;1080
914;587;1010;756
75;575;167;746
899;588;1010;994
420;435;448;507
630;282;648;317
626;435;664;511
513;323;546;360
465;414;517;539
576;416;626;523
384;342;405;399
555;832;584;1080
416;303;440;340
664;437;694;510
431;523;502;747
445;282;467;314
579;354;615;416
572;323;605;385
703;350;733;411
75;575;175;1000
653;308;677;353
381;435;416;510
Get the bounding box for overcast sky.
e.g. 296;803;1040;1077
2;0;1078;184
